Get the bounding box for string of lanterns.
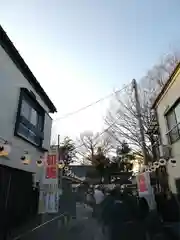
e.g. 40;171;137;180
0;140;80;180
0;137;82;183
144;158;177;173
0;138;66;169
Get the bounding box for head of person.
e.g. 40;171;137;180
110;187;121;198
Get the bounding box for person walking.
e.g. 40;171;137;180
103;187;136;240
93;186;104;220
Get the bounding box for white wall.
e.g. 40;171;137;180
156;69;180;194
0;45;53;181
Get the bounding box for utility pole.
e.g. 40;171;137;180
57;135;63;191
132;79;148;165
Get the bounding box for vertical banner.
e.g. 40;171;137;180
46;154;58;179
137;174;148;192
136;172;156;210
137;172;150;194
38;150;59;214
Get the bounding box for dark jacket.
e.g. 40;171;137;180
101;195;114;225
138;197;149;220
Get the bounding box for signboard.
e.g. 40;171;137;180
46;154;57;179
45;191;59;213
136;172;150;194
38;151;59;214
136;172;156;210
137;174;148;192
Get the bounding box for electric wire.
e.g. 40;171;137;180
53;84;130;121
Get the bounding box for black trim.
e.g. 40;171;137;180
0;25;57;113
14;88;45;148
165;99;180;144
164;98;180;116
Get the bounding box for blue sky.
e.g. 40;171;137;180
1;0;180;140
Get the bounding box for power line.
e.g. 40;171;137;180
74;113;123;151
53;84;130;121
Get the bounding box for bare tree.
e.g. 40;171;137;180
77;131;112;165
140;52;180;102
105;52;179;161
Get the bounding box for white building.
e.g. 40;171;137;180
152;62;180;195
0;25;57;229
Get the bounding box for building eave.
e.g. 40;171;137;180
0;25;57;113
151;62;180;109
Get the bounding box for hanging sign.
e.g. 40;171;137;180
39;151;59;214
46;154;57;179
45;191;59;213
136;172;149;194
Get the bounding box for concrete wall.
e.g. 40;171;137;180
156;68;180;194
0;45;53;181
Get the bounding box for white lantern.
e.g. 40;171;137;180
153;161;160;168
58;160;65;169
168;158;176;167
36;156;44;167
64;166;69;171
0;142;11;157
151;166;156;172
21;151;31;165
159;158;166;166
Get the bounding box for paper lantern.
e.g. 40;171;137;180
36;156;44;167
64;166;69;171
21;151;31;165
0;142;11;156
58;160;65;169
159;158;166;166
169;158;176;167
150;166;156;172
153;161;160;168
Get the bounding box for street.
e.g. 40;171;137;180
62;204;105;240
11;203;100;240
10;201;170;240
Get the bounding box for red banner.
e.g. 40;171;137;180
46;154;57;179
138;174;148;192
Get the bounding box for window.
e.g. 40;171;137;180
15;88;44;147
166;101;180;144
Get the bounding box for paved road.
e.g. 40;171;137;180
62;204;105;240
11;203;149;240
10;204;96;240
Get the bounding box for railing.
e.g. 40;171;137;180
11;212;71;240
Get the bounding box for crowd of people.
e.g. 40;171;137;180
82;185;179;240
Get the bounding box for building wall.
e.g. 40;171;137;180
0;45;52;181
156;69;180;194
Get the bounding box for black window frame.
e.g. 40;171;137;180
14;88;45;147
165;99;180;144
